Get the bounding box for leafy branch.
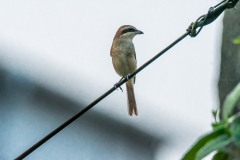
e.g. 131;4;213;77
182;82;240;160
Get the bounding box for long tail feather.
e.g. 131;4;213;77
126;81;138;116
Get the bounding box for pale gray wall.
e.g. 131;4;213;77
0;67;162;160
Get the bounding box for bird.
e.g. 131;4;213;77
110;25;143;116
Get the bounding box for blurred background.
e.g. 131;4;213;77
0;0;235;159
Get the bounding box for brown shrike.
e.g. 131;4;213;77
110;25;143;116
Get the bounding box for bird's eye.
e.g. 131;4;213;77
121;27;135;35
128;28;134;32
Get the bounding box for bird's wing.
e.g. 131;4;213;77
127;44;137;84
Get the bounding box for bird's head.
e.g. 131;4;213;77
114;25;144;40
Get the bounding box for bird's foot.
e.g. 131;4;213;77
126;74;131;80
118;77;124;83
114;83;123;92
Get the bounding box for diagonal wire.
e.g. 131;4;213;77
14;31;190;160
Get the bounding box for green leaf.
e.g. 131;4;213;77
230;116;240;147
212;151;230;160
182;128;229;160
196;134;232;160
223;82;240;120
212;120;227;130
233;36;240;44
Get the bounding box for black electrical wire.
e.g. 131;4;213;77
14;30;190;160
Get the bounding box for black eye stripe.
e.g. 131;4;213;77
122;27;135;34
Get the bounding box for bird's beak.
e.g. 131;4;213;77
136;30;144;34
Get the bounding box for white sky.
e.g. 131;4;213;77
0;0;223;159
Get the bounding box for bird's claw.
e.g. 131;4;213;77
126;74;131;80
119;86;123;92
114;83;123;92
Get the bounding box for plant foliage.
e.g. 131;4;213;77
182;82;240;160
